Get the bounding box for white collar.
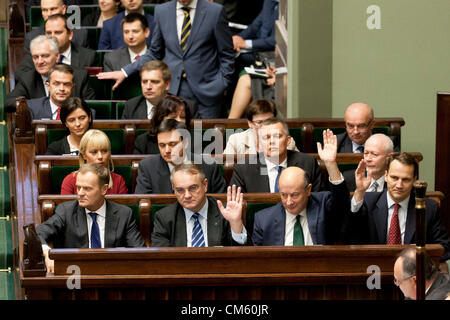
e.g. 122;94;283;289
49;98;60;116
387;193;410;210
177;0;197;10
285;207;307;222
85;200;107;218
60;44;71;61
128;45;147;62
265;156;287;172
183;197;208;221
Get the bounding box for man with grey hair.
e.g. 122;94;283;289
393;247;450;300
343;133;394;191
230;117;322;192
6;35;95;109
151;163;250;247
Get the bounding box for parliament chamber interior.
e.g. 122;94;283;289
0;0;449;303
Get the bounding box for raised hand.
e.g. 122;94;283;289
217;185;244;233
353;159;372;203
317;129;337;164
96;70;126;91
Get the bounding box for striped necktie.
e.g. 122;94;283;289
88;212;101;248
191;213;205;247
180;7;192;51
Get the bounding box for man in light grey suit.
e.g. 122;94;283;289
151;163;250;247
98;0;235;118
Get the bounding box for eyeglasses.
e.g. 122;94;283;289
174;184;200;195
394;275;414;286
345;121;372;130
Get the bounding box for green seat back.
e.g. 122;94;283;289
136;129;148;137
30;6;44;28
111;80;142;100
88;76;112;100
338;163;358;173
127;204;140;228
288;128;303;151
246;202;277;235
151;204;170;223
116;102;126;119
143;5;155;15
47;129;125;154
50;165;131;194
86;101;112;119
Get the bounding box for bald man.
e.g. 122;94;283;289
343;133;394;191
337;103;375;153
252;130;350;246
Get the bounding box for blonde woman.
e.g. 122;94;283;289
61;129;128;194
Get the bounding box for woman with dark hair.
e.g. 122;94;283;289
82;0;121;27
46;97;93;155
133;94;192;154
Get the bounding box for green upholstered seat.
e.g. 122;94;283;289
116;102;126;120
288;128;303;151
246;202;277;236
88;76;113;100
47;128;125;154
87;101;113;119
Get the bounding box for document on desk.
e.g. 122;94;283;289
244;66;288;78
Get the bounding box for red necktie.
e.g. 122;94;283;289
387;203;401;244
56;108;61;120
135;55;140;61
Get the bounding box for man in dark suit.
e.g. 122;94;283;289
36;163;146;273
348;152;450;266
103;13;151;102
394;247;450;300
24;0;88;55
230;118;322;192
151;163;250;247
343;133;394;191
98;0;155;50
231;0;278;65
136;119;226;194
6;36;95;109
120;60;171;119
98;0;235;118
252;129;350;246
16;14;97;77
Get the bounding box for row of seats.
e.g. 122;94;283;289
38;191;444;247
0;27;15;300
31;115;405;155
35;153;424;195
29;4;156;28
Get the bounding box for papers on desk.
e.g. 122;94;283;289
244;66;288;78
228;22;248;30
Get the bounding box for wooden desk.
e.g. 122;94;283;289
21;244;444;300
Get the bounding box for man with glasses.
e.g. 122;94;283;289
135;119;226;194
224;99;298;154
151;163;251;247
252;129;350;246
394;247;450;300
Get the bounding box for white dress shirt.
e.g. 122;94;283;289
60;45;72;65
145;99;155;119
183;199;247;246
176;0;197;42
284;208;313;246
351;141;364;153
265;157;287;193
49;99;60;120
351;193;409;244
128;45;147;63
368;175;385;192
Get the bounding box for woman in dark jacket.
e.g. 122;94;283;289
46;97;93;155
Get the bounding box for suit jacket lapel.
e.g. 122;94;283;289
44;98;53;119
34;71;46;97
206;197;222;246
104;200;118;247
168;1;183;57
174;204;188;246
184;0;207;54
306;200;319;244
404;196;416;244
274;204;286;245
70;42;79;67
374;192;389;244
158;155;173;192
255;153;271;192
136;96;148;119
75;204;89;247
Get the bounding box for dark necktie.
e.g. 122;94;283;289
356;145;364;153
88;212;101;248
387;203;401;244
293;215;304;246
274;166;283;193
191;213;205;247
58;54;64;64
180;7;191;51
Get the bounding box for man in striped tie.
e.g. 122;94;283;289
349;152;450;271
151;163;250;247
